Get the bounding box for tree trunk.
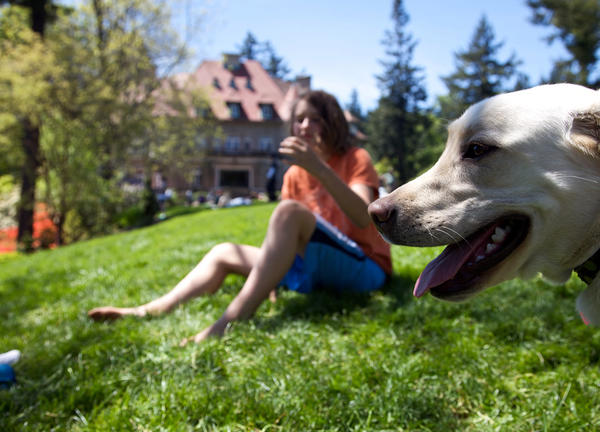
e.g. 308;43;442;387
16;119;41;252
15;0;48;252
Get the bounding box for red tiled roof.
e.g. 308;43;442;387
190;59;296;122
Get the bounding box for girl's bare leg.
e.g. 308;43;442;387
88;243;260;321
182;200;316;344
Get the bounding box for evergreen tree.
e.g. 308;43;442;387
366;0;428;184
261;41;290;79
238;31;259;60
527;0;600;86
440;15;522;120
346;89;363;120
236;32;291;79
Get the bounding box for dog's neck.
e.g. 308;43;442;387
575;249;600;326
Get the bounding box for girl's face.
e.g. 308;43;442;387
292;99;324;148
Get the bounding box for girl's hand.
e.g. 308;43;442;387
278;136;326;176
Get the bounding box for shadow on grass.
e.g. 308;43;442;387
255;272;417;332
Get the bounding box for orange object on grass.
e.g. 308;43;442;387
0;203;57;253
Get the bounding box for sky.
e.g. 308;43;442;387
185;0;569;111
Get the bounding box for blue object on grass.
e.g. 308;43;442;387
0;364;16;389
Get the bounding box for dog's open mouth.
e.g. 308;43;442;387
414;215;530;300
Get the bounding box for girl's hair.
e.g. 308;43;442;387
290;90;351;154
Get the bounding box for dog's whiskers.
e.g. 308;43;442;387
425;226;442;243
435;227;471;247
551;174;600;185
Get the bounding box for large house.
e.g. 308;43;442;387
155;53;311;197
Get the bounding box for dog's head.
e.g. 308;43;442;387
369;83;600;301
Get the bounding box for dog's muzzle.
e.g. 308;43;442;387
368;199;398;240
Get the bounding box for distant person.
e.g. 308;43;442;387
217;191;231;208
265;159;278;202
88;90;392;344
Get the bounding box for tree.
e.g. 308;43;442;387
366;0;429;184
346;89;363;121
0;0;59;252
237;32;291;79
38;0;216;243
439;15;522;120
0;0;216;245
238;31;259;60
261;41;290;79
527;0;600;86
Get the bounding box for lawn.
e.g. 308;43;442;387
1;203;599;431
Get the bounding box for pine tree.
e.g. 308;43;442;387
237;32;290;79
440;15;522;120
238;31;259;60
527;0;600;86
261;41;290;80
366;0;428;184
346;89;363;120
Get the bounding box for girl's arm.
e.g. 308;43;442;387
279;137;374;228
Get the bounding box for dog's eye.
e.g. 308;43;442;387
463;142;494;160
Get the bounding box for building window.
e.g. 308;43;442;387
260;104;274;120
219;170;249;188
243;137;253;151
212;137;223;150
227;102;242;119
225;136;241;152
193;168;202;188
258;137;274;152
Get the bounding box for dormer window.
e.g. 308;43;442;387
229;78;237;89
260;104;274;120
246;77;253;91
227;102;242;119
212;78;220;89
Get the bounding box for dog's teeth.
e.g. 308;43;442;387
486;243;496;254
475;255;485;262
492;227;507;243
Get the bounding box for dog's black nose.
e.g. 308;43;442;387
368;201;395;225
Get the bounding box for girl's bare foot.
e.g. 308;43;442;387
179;320;228;346
268;289;277;303
87;306;147;322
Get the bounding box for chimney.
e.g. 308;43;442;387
294;75;311;94
222;53;241;71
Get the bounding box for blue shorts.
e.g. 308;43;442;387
279;215;387;294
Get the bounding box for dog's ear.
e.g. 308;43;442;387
570;112;600;157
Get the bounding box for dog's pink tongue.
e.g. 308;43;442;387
413;243;473;297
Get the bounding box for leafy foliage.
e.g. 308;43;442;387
0;1;216;246
528;0;600;86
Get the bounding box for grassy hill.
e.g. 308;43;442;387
1;203;599;431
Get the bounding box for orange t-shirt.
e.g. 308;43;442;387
281;147;392;275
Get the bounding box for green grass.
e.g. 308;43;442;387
1;203;600;431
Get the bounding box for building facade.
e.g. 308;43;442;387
159;54;311;197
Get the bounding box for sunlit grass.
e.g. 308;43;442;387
1;203;600;431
